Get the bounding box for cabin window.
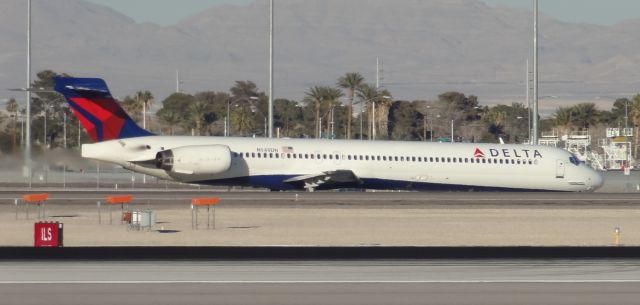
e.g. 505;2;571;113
322;154;326;159
482;159;486;164
412;157;416;162
446;157;450;163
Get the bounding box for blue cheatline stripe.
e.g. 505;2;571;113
193;175;555;192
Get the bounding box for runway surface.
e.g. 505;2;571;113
2;190;640;207
1;260;640;304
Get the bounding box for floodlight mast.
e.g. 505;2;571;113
26;0;32;187
268;0;274;138
532;0;539;145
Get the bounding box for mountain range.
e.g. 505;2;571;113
1;0;640;111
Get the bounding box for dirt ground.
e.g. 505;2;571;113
2;202;638;247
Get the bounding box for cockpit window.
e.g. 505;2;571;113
569;155;580;166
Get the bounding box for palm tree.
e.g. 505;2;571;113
572;103;598;130
157;109;182;135
553;107;573;131
135;91;154;130
6;98;18;153
628;94;640;157
337;72;364;139
231;106;255;136
121;96;143;123
356;84;379;137
305;86;327;138
230;81;260;101
188;101;208;136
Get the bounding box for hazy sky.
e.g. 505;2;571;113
86;0;640;26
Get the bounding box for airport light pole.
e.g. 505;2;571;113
26;0;32;186
43;103;47;148
451;119;454;143
532;0;539;145
267;0;274;138
227;96;259;137
359;107;364;140
424;105;431;142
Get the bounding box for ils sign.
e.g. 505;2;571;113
34;222;62;247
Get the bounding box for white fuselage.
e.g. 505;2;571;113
82;136;604;192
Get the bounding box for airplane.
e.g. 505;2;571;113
54;77;604;192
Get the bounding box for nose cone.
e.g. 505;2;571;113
587;170;604;191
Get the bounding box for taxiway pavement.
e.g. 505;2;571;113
1;260;639;305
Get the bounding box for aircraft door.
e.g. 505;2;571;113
556;159;565;178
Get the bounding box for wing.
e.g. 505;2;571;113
283;170;362;191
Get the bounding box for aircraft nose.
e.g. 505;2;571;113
587;170;604;191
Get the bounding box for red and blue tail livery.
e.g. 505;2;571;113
54;77;153;142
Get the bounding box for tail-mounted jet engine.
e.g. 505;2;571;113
155;145;232;175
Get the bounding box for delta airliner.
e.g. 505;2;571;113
54;77;603;192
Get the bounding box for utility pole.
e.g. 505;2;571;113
451;119;454;143
526;59;531;144
175;69;180;93
26;0;32;187
376;57;380;89
532;0;539;145
268;0;274;138
372;57;381;140
63;111;67;149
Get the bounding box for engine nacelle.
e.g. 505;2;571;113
155;145;232;175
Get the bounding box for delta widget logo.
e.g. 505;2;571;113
474;148;485;158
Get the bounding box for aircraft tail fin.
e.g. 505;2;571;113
54;77;154;142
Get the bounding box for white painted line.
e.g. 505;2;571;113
3;197;640;202
1;280;640;284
